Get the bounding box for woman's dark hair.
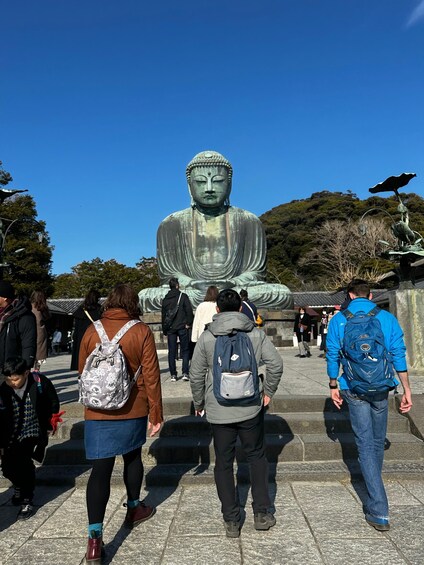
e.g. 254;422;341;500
103;284;141;319
83;289;101;310
204;285;219;302
30;290;50;318
239;289;248;300
3;357;29;376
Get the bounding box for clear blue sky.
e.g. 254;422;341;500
1;0;424;275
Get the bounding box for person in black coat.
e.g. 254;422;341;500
161;277;193;382
293;307;312;358
0;357;62;520
70;290;102;371
0;281;36;372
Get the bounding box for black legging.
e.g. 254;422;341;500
86;447;144;524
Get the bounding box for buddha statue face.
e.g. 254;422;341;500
188;165;231;210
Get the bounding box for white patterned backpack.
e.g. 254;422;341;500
79;319;141;410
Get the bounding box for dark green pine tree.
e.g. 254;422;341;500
0;162;53;294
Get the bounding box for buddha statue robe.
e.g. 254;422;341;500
139;205;293;312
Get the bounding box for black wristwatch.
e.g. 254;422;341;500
329;383;338;389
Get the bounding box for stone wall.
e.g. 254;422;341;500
388;288;424;375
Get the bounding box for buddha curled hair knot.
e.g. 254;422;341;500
186;150;233;181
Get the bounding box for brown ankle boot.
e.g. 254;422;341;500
86;532;104;563
124;502;156;528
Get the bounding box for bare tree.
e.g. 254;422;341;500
299;218;396;289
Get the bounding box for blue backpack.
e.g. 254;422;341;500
211;330;260;406
341;306;396;395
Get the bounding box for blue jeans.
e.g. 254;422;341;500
341;389;389;522
167;328;190;376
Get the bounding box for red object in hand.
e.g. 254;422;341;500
50;411;65;435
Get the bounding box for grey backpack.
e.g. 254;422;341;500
79;319;141;410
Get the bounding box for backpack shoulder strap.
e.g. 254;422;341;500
111;319;141;344
93;320;110;343
244;301;254;316
367;306;381;317
341;309;354;320
32;371;43;393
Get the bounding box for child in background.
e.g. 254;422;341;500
0;357;63;520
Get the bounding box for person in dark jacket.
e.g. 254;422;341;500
293;307;312;358
0;357;62;520
70;289;102;371
0;281;36;372
240;289;258;323
161;277;193;382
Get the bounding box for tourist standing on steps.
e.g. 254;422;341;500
327;279;412;532
70;289;102;371
0;357;62;521
318;309;329;358
191;285;219;343
79;284;163;563
161;277;193;382
293;307;312;357
190;289;283;538
240;289;258;323
0;281;36;372
30;290;51;369
51;328;62;355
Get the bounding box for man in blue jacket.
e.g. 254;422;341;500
327;279;412;532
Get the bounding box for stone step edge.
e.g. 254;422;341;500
60;394;405;416
2;460;424;489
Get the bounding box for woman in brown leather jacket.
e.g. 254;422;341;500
79;284;163;563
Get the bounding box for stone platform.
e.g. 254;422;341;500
143;309;298;349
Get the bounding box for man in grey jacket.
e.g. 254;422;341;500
189;289;284;538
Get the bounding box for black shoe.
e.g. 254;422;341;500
224;520;240;538
17;500;34;520
306;352;312;357
181;374;189;382
12;486;22;506
170;375;178;382
300;355;306;358
254;512;276;531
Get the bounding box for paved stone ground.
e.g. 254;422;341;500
1;350;423;564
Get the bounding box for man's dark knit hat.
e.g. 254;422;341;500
0;281;15;299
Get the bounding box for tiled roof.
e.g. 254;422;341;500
293;289;390;308
47;298;106;315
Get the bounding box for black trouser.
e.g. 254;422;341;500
167;328;190;376
1;438;38;501
86;447;144;524
211;409;270;522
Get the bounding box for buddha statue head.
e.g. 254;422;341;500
186;151;233;212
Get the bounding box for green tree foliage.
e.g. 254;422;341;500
52;257;160;298
0;194;53;295
260;190;424;289
0;161;13;187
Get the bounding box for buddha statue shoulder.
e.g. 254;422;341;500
139;151;293;312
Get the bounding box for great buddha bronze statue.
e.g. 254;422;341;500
139;150;293;312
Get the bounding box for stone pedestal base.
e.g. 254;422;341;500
142;309;297;349
389;288;424;374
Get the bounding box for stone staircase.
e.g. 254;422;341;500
4;395;424;487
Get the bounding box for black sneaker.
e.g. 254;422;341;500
181;374;189;382
17;500;34;520
12;486;22;506
254;512;276;531
224;520;240;538
306;351;312;357
170;375;178;382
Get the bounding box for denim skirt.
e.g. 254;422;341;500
84;417;148;460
